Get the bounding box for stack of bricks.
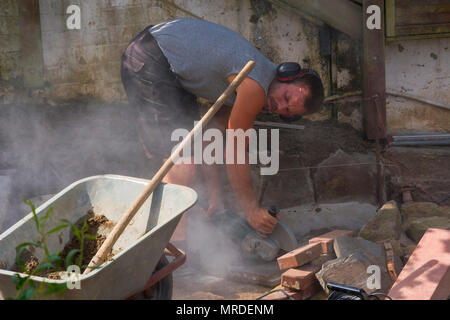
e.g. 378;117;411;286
262;229;355;300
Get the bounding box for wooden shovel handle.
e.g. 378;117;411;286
83;61;255;274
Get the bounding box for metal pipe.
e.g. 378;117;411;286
322;90;450;113
391;140;450;146
392;134;450;141
375;138;384;206
323;91;363;103
372;96;386;206
253;121;305;130
387;90;450;112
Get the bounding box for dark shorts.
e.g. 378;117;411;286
120;27;199;161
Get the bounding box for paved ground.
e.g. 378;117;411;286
172;264;270;300
171;262;330;300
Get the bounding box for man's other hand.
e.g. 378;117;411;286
246;207;279;235
206;191;225;217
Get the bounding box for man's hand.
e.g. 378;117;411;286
246;207;279;235
206;189;225;217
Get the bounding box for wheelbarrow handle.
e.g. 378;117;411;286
83;61;256;274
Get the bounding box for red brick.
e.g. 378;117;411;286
260;288;304;300
261;281;322;300
308;230;355;254
277;242;322;270
388;228;450;300
289;280;322;300
281;269;316;291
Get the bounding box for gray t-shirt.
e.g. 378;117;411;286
149;18;277;106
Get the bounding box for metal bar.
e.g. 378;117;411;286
373;96;386;206
391;140;450;146
375;137;384;206
323;90;450;112
387;90;450;111
143;244;186;291
324;91;363;103
392;135;450;141
253;121;305;130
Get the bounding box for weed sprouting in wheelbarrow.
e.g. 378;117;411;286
0;175;197;299
10;199;108;300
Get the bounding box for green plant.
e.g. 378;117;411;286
11;200;69;299
60;218;98;270
10;200;99;300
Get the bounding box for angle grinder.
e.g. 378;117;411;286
208;206;298;261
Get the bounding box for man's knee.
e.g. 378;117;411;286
164;159;197;186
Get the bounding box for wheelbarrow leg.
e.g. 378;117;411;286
125;243;186;300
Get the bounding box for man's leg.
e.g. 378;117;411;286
162;158;198;241
198;104;232;216
121;29;200;241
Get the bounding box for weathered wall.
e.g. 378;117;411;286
333;31;364;131
4;0;327;103
0;0;22;101
385;38;450;134
1;0;448;133
333;34;450;134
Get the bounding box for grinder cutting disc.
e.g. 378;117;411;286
270;220;298;251
268;206;298;251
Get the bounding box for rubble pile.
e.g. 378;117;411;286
358;200;450;262
262;200;450;300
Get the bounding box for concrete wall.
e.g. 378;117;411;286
0;0;22;96
34;0;329;102
386;38;450;134
333;35;450;135
0;0;448;133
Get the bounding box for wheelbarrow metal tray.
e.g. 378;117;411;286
0;175;197;299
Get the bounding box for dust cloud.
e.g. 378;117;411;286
0;101;157;232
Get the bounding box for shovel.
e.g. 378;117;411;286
83;61;255;274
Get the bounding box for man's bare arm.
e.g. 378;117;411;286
225;76;278;234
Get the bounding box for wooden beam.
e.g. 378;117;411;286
17;0;44;87
386;0;450;41
269;0;363;39
362;0;386;140
385;0;396;38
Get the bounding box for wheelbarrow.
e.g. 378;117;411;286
0;174;197;299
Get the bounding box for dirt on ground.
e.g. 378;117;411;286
12;209;115;278
383;149;450;206
255;112;373;167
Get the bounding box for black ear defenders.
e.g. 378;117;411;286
276;62;302;83
276;62;321;83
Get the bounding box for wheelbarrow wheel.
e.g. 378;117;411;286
134;255;173;300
